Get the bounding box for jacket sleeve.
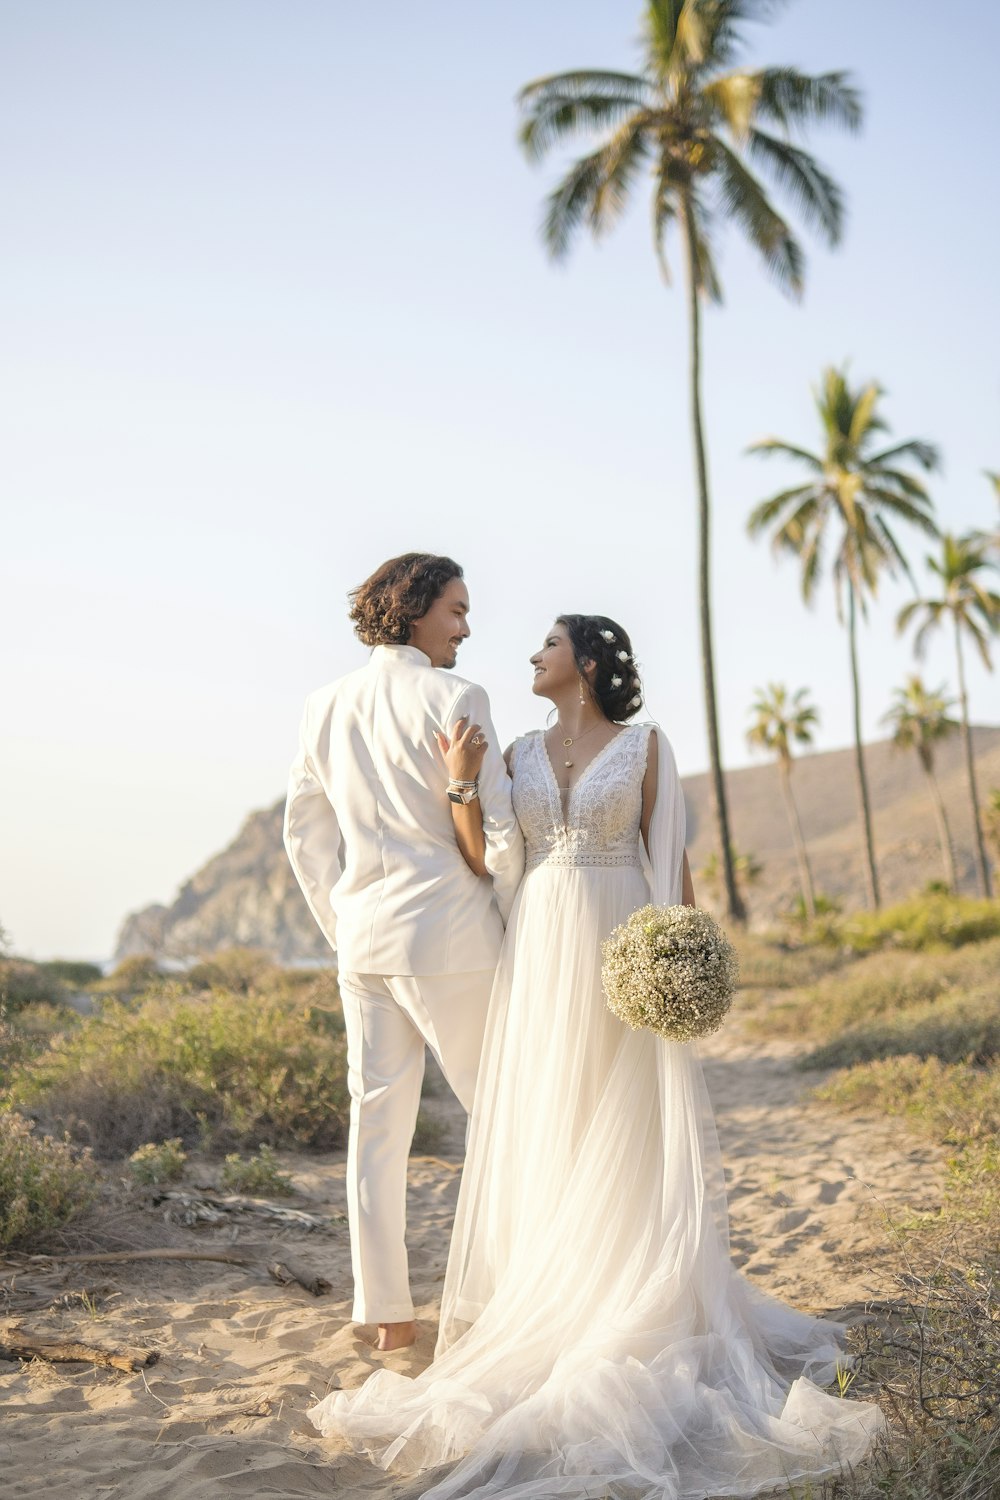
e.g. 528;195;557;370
282;704;344;954
448;682;524;925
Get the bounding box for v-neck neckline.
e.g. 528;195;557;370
537;725;632;826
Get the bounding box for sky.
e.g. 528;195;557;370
2;0;998;960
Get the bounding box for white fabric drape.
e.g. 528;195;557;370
310;723;884;1497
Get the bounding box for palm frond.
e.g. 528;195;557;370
518;71;654;161
751;67;863;134
541;121;651;260
745;129;844;245
711;139;804;295
869;438;940;471
746;484;818;535
746;437;824;469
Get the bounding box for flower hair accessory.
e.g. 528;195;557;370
617;650;630;662
600;629;616;643
611;675;622;688
629;694;642;708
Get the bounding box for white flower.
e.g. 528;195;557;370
629;694;641;707
611;675;622;688
600;628;615;642
617;650;629;662
601;904;738;1042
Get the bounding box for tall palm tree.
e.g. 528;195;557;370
517;0;862;925
983;789;1000;893
881;675;960;892
897;533;1000;896
746;683;818;919
747;366;939;909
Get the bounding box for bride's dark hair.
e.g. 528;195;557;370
556;615;643;723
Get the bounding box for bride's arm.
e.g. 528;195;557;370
641;728;696;907
435;716;489;877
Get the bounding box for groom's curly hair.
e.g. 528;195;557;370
349;553;464;646
557;614;644;722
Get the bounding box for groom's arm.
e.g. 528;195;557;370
283;700;344;952
449;683;524;925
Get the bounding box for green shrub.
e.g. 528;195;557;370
732;935;849;990
747;938;1000;1042
0;1111;96;1250
801;988;1000;1071
816;1055;1000;1147
90;954;164;999
220;1143;294;1196
128;1137;187;1184
0;958;69;1014
39;960;103;987
9;985;349;1157
186;948;280;994
834;894;1000;954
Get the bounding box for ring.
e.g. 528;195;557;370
472;736;482;745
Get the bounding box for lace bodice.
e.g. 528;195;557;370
511;725;650;870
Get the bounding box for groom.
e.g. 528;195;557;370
284;553;523;1351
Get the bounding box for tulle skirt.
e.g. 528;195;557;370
310;862;884;1498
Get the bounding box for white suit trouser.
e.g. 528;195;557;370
338;969;494;1324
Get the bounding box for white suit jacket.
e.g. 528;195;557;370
283;644;524;976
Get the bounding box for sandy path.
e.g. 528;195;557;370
1;1017;944;1499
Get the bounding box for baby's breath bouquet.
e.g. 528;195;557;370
601;904;738;1042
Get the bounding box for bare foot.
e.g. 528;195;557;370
375;1319;417;1352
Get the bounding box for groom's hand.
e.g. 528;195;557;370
435;716;489;782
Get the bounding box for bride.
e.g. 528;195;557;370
309;614;884;1499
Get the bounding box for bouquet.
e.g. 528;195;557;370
601;904;738;1042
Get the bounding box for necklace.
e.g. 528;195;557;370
555;719;603;769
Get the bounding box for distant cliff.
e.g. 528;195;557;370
116;805;332;964
115;727;1000;963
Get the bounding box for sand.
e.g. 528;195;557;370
1;1010;944;1499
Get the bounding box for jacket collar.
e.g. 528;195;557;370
371;644;433;668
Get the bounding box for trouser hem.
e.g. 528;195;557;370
353;1301;416;1324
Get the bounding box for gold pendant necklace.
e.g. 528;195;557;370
557;719;602;769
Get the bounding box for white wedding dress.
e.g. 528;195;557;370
310;724;884;1498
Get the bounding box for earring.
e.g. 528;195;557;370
578;675;587;706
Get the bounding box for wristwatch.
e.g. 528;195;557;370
447;782;479;805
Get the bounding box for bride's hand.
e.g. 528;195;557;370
435;716;488;783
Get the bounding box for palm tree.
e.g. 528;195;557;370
747;366;939;909
897;533;1000;897
983;789;1000;893
517;0;862;925
881;675;960;892
746;683;819;919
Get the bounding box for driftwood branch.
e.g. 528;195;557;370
0;1326;158;1372
26;1248;332;1297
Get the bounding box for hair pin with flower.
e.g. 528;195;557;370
600;628;616;643
617;650;630;663
611;675;622;688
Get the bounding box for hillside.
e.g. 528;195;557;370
115;726;1000;962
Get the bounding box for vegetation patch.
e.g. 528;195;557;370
746;939;1000;1042
8;982;349;1157
0;1110;96;1251
220;1143;295;1197
829;895;1000;954
801;989;1000;1071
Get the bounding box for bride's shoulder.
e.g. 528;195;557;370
503;729;543;774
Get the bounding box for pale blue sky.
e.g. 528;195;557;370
2;1;998;959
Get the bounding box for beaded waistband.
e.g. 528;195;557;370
525;850;642;872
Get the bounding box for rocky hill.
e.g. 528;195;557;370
115;726;1000;963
